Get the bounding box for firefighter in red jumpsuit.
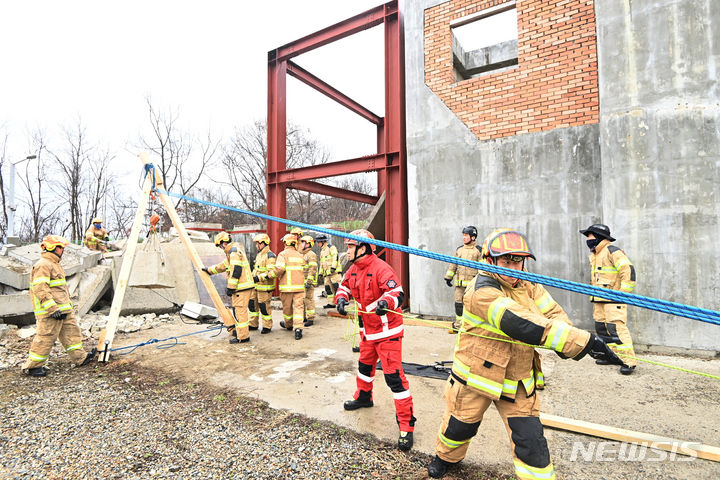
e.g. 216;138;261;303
335;229;416;451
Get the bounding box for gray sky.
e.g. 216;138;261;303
1;1;386;171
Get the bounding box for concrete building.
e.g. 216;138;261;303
405;0;720;350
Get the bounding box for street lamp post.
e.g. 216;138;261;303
6;154;37;245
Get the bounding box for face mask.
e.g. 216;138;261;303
586;238;601;250
94;223;101;229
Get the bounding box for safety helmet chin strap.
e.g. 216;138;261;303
350;243;372;263
490;256;524;287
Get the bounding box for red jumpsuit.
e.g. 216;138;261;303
335;253;415;433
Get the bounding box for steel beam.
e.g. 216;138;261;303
288;180;379;205
287;61;382;126
267;54;288;253
271;3;395;62
268;153;391;184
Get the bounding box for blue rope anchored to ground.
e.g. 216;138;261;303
157;188;720;327
110;325;224;355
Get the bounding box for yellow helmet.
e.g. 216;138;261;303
290;226;303;236
282;234;298;246
92;217;102;224
300;235;315;247
253;233;270;245
214;231;231;247
41;235;70;252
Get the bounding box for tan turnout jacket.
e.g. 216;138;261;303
30;252;73;319
589;239;636;302
453;271;592;401
444;241;483;288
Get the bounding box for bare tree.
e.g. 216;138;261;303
17;130;62;242
107;185;136;238
139;97;217;216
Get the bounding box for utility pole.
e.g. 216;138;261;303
5;154;37;245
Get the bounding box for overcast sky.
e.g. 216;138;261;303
0;1;387;174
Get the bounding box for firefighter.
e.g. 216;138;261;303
22;235;97;377
317;234;342;309
427;229;622;479
84;217;108;253
290;226;304;250
202;232;252;344
300;235;318;327
249;233;276;334
580;223;637;375
257;234;305;340
335;229;415;452
444;226;482;333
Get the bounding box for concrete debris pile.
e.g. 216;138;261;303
0;232;227;326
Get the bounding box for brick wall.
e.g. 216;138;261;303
424;0;599;140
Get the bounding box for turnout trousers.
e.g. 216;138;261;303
436;379;555;480
303;286;316;322
23;312;87;369
280;291;305;330
593;303;636;367
354;336;415;433
230;289;252;341
249;289;273;330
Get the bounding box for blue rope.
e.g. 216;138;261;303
156;188;720;327
110;325;225;355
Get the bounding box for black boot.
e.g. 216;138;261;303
352;346;360;353
249;325;259;331
304;319;314;327
323;303;335;309
229;329;239;344
295;329;303;340
595;358;612;365
79;348;98;366
26;367;48;377
240;337;250;343
261;327;272;334
398;431;413;451
279;321;292;331
620;364;636;375
344;391;373;410
427;455;453;478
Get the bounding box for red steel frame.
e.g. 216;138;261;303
267;0;409;298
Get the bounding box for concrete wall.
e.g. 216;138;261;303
595;0;720;349
405;0;720;350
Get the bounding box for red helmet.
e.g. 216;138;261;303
481;229;535;260
345;229;376;252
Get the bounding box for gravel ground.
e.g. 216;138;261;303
0;336;511;480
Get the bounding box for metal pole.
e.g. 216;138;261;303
6;154;36;243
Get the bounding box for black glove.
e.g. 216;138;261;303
375;299;389;316
336;297;348;316
587;334;623;365
445;278;453;287
202;267;210;275
50;310;65;320
226;288;235;297
253;275;260;283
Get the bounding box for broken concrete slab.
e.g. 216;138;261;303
75;265;113;317
0;255;32;290
180;301;218;320
7;243;93;277
16;326;36;339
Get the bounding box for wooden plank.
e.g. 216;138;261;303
98;170;153;362
540;413;720;462
142;153;235;330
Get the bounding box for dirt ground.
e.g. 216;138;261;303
100;304;720;480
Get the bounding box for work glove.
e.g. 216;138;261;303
202;267;210;275
336;297;348;316
253;275;261;283
50;310;65;320
445;278;453;287
226;288;235;297
375;299;389;316
587;334;623;365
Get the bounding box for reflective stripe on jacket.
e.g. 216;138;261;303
208;243;254;291
335;253;404;343
303;250;319;286
453;272;591;401
84;226;107;248
269;246;306;292
30;252;73;318
252;246;277;291
444;242;483;287
320;244;340;276
589;240;636;302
